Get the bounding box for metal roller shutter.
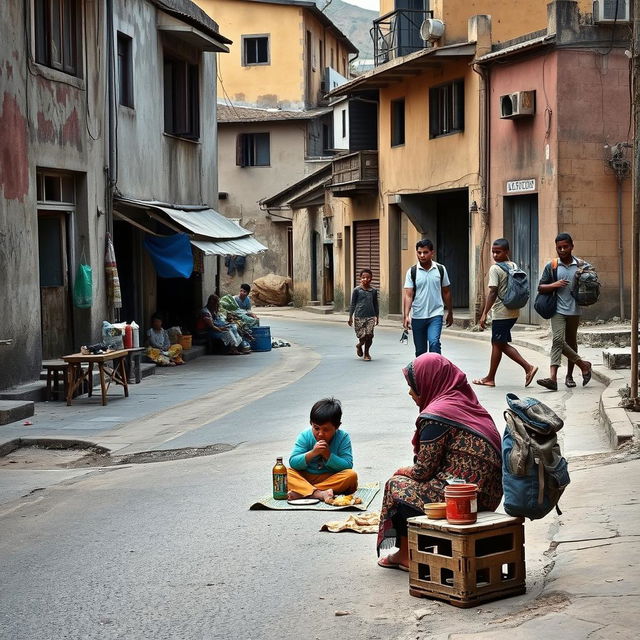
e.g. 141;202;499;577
354;220;380;289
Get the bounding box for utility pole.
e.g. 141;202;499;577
632;0;640;405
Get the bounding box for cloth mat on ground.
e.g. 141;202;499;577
320;511;380;534
249;481;379;511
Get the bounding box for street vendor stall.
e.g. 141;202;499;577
63;350;129;406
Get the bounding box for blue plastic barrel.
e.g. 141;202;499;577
250;326;272;352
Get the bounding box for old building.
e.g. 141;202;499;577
324;0;617;321
0;0;231;392
195;0;357;295
479;0;631;321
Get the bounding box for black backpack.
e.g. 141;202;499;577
410;263;445;300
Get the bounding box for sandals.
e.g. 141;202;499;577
565;376;577;388
377;556;409;572
472;379;495;387
525;366;539;388
536;377;558;391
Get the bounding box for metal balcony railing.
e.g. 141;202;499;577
371;9;433;66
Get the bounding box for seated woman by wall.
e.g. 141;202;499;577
196;294;250;355
146;315;184;366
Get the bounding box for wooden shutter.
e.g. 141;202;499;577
354;220;380;289
236;134;245;166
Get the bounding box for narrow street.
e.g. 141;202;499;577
0;317;622;640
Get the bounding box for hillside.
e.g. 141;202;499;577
317;0;377;60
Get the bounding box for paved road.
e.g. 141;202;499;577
0;318;609;639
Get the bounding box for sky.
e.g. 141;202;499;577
343;0;380;10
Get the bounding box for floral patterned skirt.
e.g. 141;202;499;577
354;316;376;339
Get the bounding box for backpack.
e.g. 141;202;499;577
496;262;530;309
502;393;570;520
572;260;601;306
410;263;445;300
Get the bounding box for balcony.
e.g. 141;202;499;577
330;150;378;196
371;9;433;66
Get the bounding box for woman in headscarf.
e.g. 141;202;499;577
377;353;502;571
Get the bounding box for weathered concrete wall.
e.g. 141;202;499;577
488;46;631;321
217;121;321;294
0;0;107;389
556;49;631;319
114;3;219;205
291;206;323;307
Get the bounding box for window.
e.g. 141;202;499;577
391;98;405;147
34;0;80;76
117;32;133;108
429;79;464;138
242;35;269;66
236;133;270;167
163;56;200;139
341;109;347;138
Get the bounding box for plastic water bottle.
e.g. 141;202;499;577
130;321;140;348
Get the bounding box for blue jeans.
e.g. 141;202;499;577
411;316;443;356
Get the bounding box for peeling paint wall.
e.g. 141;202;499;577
0;0;107;390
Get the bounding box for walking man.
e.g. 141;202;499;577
403;239;453;356
473;238;538;388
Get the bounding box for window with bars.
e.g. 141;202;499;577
117;32;134;108
163;57;200;139
242;35;269;66
236;133;270;167
429;79;465;138
34;0;80;76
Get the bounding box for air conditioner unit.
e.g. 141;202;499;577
500;91;536;119
420;19;445;42
593;0;630;23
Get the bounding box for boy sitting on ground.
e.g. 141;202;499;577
287;398;358;503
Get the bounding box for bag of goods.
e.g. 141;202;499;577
251;274;293;307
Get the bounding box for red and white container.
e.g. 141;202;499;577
444;483;478;525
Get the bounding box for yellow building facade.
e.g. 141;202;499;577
329;0;561;318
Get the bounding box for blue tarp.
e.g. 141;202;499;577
143;233;193;279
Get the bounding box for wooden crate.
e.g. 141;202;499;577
408;512;526;608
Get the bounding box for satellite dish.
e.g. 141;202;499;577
420;18;445;42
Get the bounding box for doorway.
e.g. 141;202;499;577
354;219;380;288
38;212;73;359
504;195;539;324
435;190;469;308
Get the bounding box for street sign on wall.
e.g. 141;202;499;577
506;179;536;193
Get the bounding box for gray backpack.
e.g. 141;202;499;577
497;262;530;309
502;394;570;520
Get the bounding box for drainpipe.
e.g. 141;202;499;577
631;0;640;406
472;61;490;323
106;0;116;238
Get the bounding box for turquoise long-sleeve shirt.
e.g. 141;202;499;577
289;429;353;475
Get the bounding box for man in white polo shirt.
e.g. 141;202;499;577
402;239;454;356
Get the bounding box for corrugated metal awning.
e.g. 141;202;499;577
191;237;267;256
113;196;267;255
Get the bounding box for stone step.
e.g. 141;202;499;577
181;344;206;362
304;305;334;314
579;327;634;348
0;400;35;425
602;348;638;370
0;382;47;403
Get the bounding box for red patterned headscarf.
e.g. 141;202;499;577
403;353;501;455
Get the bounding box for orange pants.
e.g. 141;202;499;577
287;468;358;497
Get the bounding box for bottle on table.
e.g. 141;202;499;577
272;457;288;500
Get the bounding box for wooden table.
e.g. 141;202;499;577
62;350;130;406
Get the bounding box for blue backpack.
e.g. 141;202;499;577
502;394;570;520
496;262;530;309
